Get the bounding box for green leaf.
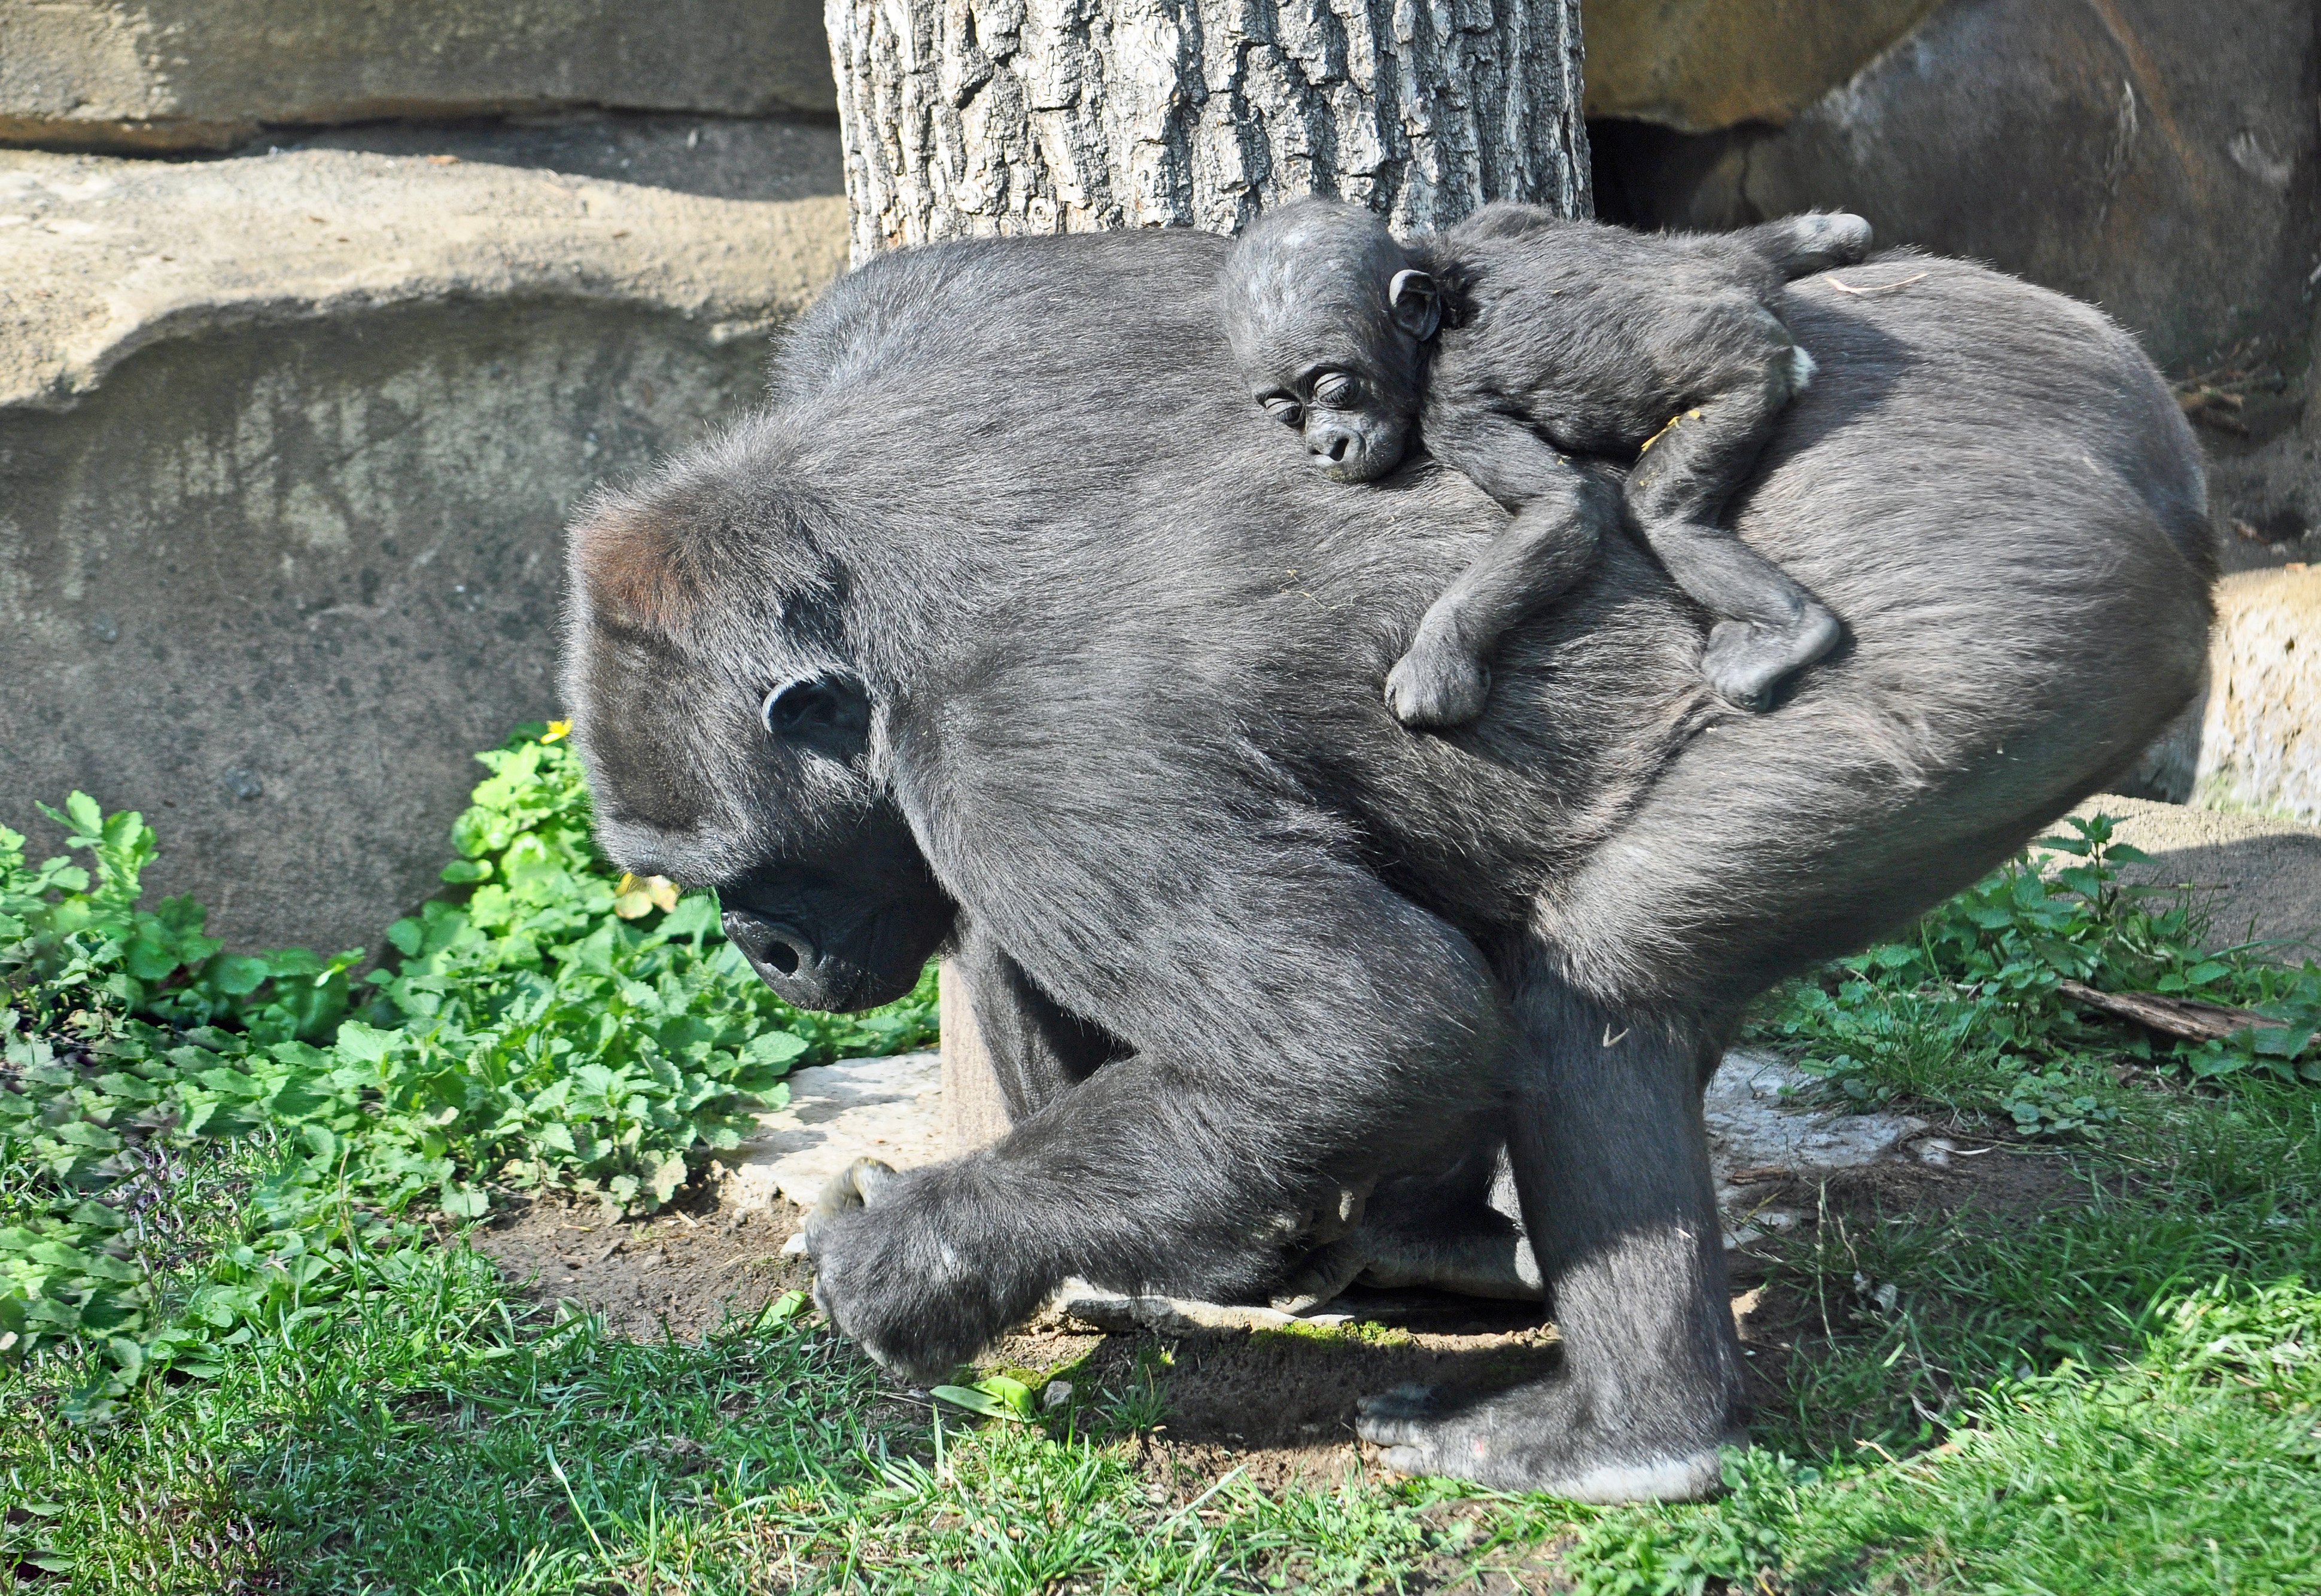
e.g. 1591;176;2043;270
755;1290;809;1330
208;954;273;995
439;1185;489;1220
333;1021;400;1065
65;792;105;842
933;1375;1037;1421
742;1030;810;1067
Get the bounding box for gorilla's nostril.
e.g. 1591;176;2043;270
1327;436;1350;462
767;940;802;976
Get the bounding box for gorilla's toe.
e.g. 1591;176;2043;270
1270;1237;1370;1314
807;1156;898;1230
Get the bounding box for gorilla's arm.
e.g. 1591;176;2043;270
807;732;1514;1379
1386;413;1611;728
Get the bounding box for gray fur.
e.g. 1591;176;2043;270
561;230;2212;1501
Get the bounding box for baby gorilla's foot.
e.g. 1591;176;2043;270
1799;211;1874;267
1386;639;1492;729
1701;606;1842;712
1356;1380;1739;1503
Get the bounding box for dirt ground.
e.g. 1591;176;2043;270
470;1135;2076;1495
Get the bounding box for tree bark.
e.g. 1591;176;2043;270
826;0;1592;260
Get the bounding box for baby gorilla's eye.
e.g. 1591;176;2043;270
1311;372;1357;409
1261;394;1304;428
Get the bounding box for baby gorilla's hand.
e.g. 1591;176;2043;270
1386;639;1492;729
801;1160;1040;1384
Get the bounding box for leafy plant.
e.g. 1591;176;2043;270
1757;814;2321;1126
0;722;936;1405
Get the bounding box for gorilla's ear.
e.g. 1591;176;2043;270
1388;269;1440;341
762;672;871;757
568;486;705;639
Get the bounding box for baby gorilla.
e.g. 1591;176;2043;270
1219;199;1870;720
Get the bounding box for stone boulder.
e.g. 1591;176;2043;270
2187;567;2321;826
1598;0;2319;375
1583;0;1945;132
0;147;847;952
0;0;835;152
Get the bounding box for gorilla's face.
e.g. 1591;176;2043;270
561;473;954;1013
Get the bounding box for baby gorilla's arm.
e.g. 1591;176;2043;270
1388;414;1614;729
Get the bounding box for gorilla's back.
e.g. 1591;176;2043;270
769;235;2213;986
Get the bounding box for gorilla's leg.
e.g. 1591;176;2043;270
955;918;1522;1318
1358;974;1744;1502
1278;1142;1540;1310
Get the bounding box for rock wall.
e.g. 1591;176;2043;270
0;0;835;151
2189;567;2321;826
1582;0;1945;132
1593;0;2319;378
1;144;848;953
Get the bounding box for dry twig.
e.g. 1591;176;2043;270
2055;978;2281;1043
1824;272;1929;296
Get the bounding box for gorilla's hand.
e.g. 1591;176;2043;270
802;1161;1042;1383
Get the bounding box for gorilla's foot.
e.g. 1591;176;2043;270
1701;607;1842;712
1270;1237;1374;1314
1356;1380;1741;1503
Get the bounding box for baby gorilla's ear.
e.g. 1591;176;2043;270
1389;269;1441;340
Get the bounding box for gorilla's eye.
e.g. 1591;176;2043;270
1311;372;1356;409
761;673;872;753
1261;394;1304;428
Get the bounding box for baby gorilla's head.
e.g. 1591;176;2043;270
1219;199;1440;483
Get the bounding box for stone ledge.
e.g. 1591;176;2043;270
1;145;849;952
0;148;847;411
0;0;835;153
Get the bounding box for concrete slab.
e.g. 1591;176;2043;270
725;1052;946;1211
1;147;845;952
1704;1049;1930;1193
0;0;834;153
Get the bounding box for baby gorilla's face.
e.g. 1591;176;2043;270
1219;198;1440;483
1251;358;1418;483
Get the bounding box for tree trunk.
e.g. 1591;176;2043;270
829;0;1593;1143
826;0;1592;260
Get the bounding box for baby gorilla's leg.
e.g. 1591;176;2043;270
1732;211;1873;279
1627;366;1841;712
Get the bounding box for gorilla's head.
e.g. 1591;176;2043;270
1218;199;1438;485
561;423;953;1012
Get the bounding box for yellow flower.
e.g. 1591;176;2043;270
542;719;572;743
612;872;680;919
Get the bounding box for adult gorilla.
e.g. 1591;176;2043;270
563;233;2210;1502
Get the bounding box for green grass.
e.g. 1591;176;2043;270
1;1166;1473;1593
7;787;2321;1591
2;727;935;1411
